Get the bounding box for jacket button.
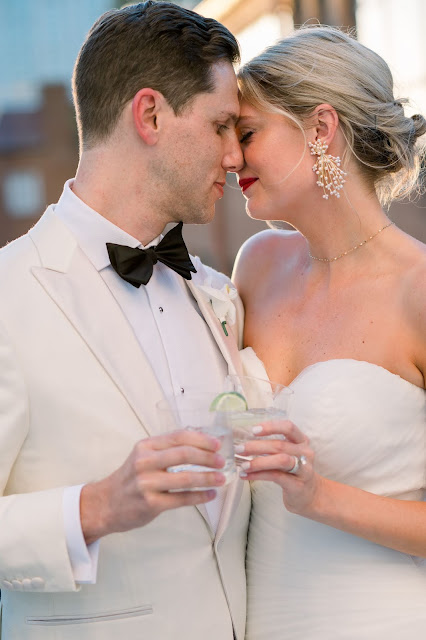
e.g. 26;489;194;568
31;577;45;590
22;578;32;591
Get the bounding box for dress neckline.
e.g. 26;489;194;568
288;358;425;392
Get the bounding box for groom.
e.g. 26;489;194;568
0;3;249;639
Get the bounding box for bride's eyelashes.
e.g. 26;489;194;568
239;131;254;144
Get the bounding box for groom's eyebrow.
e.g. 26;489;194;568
219;110;239;124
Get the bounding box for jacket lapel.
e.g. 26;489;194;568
214;476;245;544
186;279;245;379
29;208;166;437
186;274;247;537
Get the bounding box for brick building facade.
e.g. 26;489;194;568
0;85;78;247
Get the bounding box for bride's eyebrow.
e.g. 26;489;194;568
236;115;256;126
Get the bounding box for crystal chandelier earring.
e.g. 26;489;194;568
308;139;346;199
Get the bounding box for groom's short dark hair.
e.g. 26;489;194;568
72;1;240;150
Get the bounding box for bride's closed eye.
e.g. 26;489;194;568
239;131;254;144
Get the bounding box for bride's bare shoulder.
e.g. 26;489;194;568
400;237;426;381
232;228;303;293
233;227;302;277
232;229;306;287
401;235;426;294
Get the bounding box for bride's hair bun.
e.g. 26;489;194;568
411;113;426;138
238;26;426;206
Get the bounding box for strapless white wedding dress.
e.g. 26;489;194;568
243;357;426;639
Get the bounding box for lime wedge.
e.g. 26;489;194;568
209;391;248;412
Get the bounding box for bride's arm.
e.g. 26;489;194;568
304;475;426;557
306;259;426;554
405;258;426;388
238;420;426;557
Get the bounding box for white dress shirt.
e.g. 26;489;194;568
56;180;229;582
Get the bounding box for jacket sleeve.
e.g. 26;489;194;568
0;320;79;593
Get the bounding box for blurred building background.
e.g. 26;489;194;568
0;0;115;248
0;0;425;274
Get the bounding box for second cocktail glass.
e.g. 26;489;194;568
224;375;293;459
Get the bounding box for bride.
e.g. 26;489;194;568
232;26;426;638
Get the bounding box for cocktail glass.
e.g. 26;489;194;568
224;375;293;461
157;391;237;489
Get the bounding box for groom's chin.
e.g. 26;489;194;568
181;206;216;226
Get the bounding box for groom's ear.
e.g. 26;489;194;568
311;103;339;148
132;88;167;145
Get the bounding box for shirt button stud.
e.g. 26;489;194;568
159;307;164;313
180;387;185;394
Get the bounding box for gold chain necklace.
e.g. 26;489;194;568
309;221;395;262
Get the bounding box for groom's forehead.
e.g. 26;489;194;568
200;61;240;115
179;63;240;124
184;97;240;123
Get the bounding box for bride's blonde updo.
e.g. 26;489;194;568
237;26;426;206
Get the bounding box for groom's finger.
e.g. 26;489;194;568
155;489;219;510
135;469;226;493
135;445;226;472
142;430;221;452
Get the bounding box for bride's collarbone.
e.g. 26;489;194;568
266;350;424;390
245;263;423;387
253;313;421;388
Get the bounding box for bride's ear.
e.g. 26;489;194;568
311;104;339;148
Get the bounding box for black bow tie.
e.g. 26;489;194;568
106;222;197;288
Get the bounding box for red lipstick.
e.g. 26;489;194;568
239;178;258;193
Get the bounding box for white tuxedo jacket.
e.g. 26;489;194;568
0;208;251;640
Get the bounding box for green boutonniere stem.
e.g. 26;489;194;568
221;321;228;337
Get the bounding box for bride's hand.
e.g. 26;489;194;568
237;420;321;516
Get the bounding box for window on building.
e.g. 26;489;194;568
3;169;45;218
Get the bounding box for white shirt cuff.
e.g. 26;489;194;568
63;484;100;584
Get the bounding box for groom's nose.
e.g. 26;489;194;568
223;131;244;173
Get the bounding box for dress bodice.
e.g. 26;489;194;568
244;357;426;639
288;359;426;498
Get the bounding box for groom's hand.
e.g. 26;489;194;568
80;430;225;544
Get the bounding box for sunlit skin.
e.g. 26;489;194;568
236;105;314;222
232;99;426;557
73;62;243;245
146;62;244;228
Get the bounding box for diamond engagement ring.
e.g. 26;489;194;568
288;455;307;475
